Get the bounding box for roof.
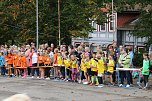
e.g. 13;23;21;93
117;11;140;30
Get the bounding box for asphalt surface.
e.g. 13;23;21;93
0;77;152;101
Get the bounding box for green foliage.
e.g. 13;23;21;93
0;0;106;45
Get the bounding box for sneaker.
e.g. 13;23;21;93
78;80;82;84
143;86;147;90
126;84;130;88
119;84;123;87
83;82;88;85
46;77;50;80
40;77;45;80
137;82;142;88
31;76;34;79
145;83;149;88
98;84;104;88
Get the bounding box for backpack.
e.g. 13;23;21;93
149;60;152;73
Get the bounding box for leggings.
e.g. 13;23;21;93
98;76;103;84
71;68;78;81
140;75;149;86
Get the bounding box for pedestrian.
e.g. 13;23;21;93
38;52;45;79
138;53;150;89
97;52;105;87
118;48;131;88
44;51;51;79
89;52;98;86
71;55;78;82
20;52;27;78
0;52;6;76
31;49;39;78
106;54;115;85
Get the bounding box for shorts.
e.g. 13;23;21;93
87;68;91;76
98;73;104;77
39;63;44;66
91;71;97;76
32;63;37;67
104;71;113;75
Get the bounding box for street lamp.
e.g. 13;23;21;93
58;0;61;46
36;0;39;50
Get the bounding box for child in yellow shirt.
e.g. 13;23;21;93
57;52;64;79
106;54;115;85
90;52;98;86
83;53;90;84
97;52;105;87
71;55;78;82
80;53;87;83
63;53;71;81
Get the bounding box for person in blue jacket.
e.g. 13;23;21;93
0;52;6;75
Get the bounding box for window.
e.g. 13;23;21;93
92;21;106;32
100;23;106;32
109;14;116;32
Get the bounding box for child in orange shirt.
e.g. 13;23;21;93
20;52;27;78
44;52;51;79
38;52;45;79
5;50;14;77
13;51;21;76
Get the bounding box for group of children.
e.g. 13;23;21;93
0;47;151;89
60;52;115;88
1;50;51;79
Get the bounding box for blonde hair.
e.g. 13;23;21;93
54;48;58;53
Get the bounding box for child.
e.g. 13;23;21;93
57;52;64;79
90;52;98;86
53;48;58;79
84;52;91;84
5;50;14;77
0;52;6;76
38;52;45;79
97;53;105;87
13;51;21;77
44;52;51;79
106;54;115;85
70;55;78;82
20;52;27;78
80;53;86;83
63;53;71;81
138;53;150;89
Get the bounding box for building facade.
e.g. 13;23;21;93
72;11;147;51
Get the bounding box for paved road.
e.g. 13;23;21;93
0;77;152;101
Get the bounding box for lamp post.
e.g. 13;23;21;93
58;0;61;46
112;0;114;41
36;0;39;50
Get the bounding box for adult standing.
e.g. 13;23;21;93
118;48;131;88
128;47;134;84
112;42;120;83
25;45;32;76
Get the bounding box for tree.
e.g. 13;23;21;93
0;0;107;45
112;0;152;44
